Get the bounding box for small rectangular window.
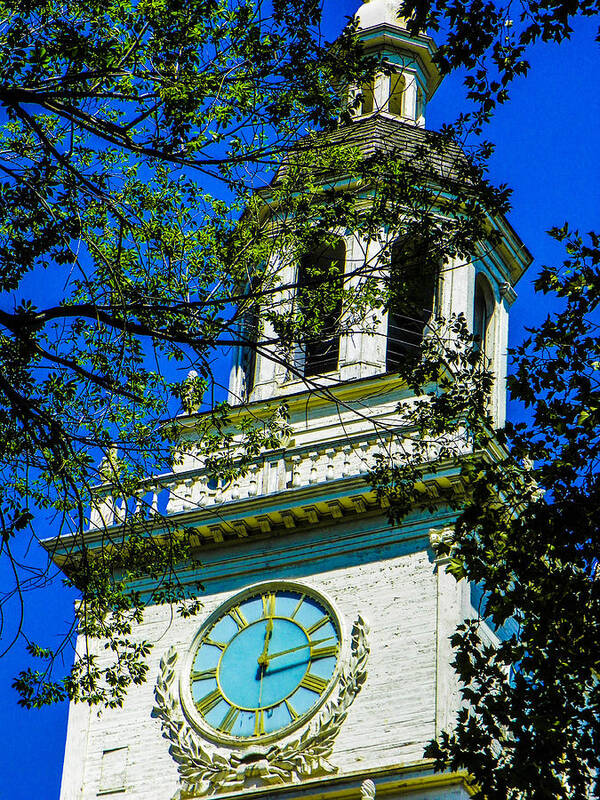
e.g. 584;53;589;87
98;746;128;795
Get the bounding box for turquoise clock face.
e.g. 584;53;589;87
188;584;340;741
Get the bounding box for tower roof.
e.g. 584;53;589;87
273;116;465;186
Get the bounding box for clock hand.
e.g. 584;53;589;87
258;663;265;706
266;635;336;661
257;616;274;667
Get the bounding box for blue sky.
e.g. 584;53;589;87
1;3;599;797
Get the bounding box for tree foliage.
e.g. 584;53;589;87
372;254;600;798
0;0;371;706
2;0;510;710
11;9;596;799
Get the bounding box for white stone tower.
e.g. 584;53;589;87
55;3;531;800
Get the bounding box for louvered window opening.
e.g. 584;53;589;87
386;309;433;371
298;241;345;377
240;313;258;400
386;238;437;372
473;274;493;357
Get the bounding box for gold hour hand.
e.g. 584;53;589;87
257;616;274;667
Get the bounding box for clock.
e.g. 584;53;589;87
182;582;342;743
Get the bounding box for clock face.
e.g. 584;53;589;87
186;583;341;742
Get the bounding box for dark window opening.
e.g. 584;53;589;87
240;341;256;400
239;296;259;400
474;274;493;358
386;237;437;372
298;240;345;377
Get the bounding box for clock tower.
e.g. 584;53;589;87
55;3;531;800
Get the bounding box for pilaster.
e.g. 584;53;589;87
430;527;465;739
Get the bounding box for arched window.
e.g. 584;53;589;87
473;274;494;359
298;240;345;377
386;236;437;371
389;73;405;116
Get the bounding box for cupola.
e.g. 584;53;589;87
226;1;530;432
353;0;441;126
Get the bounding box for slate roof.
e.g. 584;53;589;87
273;113;470;185
269;113;533;283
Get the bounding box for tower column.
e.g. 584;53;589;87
250;253;295;401
339;233;387;381
430;527;466;738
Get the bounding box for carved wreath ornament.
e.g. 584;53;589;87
153;616;369;797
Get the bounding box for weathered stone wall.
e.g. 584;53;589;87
59;509;466;800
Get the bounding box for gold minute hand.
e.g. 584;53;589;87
266;636;336;661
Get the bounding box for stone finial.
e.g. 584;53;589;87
500;281;517;304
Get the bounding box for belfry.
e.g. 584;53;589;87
56;2;531;799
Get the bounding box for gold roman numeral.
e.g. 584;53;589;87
311;644;338;660
306;616;329;635
290;594;305;619
285;699;299;721
262;592;276;618
253;709;265;736
190;667;217;682
219;705;240;734
300;673;328;694
228;605;248;630
196;688;223;715
203;637;226;651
